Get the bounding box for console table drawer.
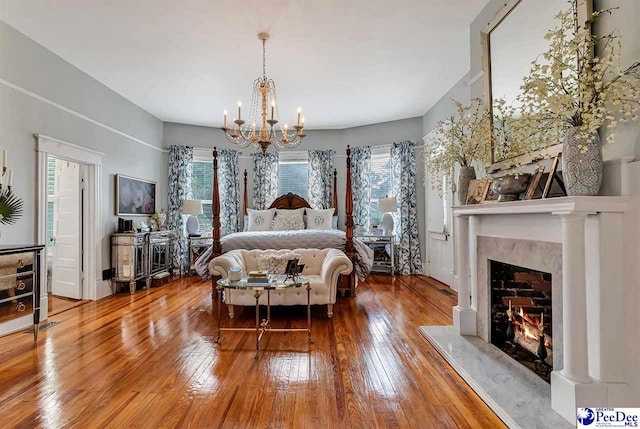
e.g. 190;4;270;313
0;273;34;301
0;294;33;324
0;252;34;274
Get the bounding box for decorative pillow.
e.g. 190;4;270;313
306;208;334;230
275;208;305;221
272;215;305;231
332;215;338;229
258;251;299;274
246;208;276;232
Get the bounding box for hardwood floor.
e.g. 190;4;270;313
0;274;505;428
48;294;86;317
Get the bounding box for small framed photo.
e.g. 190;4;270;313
484;180;499;202
466;179;491;205
524;167;545;200
285;258;300;276
116;174;157;216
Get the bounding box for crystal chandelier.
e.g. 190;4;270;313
221;33;306;154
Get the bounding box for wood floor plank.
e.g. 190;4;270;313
0;274;506;428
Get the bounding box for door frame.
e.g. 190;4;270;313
36;134;103;319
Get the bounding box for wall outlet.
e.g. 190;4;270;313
102;269;112;281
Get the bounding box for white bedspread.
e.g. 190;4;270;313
195;229;373;280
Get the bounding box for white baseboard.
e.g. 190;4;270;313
422;260;430;276
96;280;114;300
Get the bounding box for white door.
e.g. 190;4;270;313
425;173;455;287
51;159;82;299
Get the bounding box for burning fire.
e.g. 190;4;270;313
517;308;544;340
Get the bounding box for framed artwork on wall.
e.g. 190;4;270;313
116;174;156;216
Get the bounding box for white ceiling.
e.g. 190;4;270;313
0;0;489;129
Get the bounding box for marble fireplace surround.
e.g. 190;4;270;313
423;197;631;426
477;236;563;370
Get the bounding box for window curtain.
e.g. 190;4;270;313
391;141;422;275
218;148;240;235
307;150;334;209
252;152;279;209
349;146;371;231
167;145;193;274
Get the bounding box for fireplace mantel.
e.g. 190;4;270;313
452;196;629;216
450;195;631;424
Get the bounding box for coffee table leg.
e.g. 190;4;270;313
307;284;313;344
255;290;261;359
215;285;222;343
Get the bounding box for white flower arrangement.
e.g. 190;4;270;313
424;99;491;192
518;6;640;151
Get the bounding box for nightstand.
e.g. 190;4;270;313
355;234;395;275
188;236;213;276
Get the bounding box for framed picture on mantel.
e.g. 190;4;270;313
116;174;156;216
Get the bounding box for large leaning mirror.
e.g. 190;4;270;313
482;0;593;169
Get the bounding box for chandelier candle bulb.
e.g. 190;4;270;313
8;169;13;187
223;110;228;129
297;108;301;126
237;102;242;121
270;100;275;120
2;150;6;169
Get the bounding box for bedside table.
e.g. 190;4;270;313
356;234;395;275
188;236;213;276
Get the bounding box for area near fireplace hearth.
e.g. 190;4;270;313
421;196;635;426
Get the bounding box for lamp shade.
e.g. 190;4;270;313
378;197;397;213
182;199;203;215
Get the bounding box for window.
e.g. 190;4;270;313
191;160;213;232
369;153;392;227
278;161;308;198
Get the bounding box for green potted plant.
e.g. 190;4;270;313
425;99;491;205
0;189;23;232
519;7;640;196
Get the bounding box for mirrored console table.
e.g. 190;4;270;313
111;230;174;294
0;245;44;341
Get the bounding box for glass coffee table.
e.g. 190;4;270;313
215;275;312;358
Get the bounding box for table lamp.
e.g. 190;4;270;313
182;199;203;237
378;197;397;236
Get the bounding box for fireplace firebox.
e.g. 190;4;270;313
490;260;553;383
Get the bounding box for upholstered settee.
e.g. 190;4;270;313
209;248;353;318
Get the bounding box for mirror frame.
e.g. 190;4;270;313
481;0;593;172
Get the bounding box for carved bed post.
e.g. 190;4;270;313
243;169;248;216
333;168;338;216
212;148;222;257
344;146;356;296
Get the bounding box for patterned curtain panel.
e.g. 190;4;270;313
252;151;279;209
391;141;422;275
308;150;334;209
167;145;193;274
349;146;371;231
218;148;240;235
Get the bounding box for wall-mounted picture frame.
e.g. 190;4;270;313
466;179;491;205
116;174;156;216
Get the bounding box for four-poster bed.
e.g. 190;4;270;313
208;146;358;296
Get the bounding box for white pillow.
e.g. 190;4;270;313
258;251;299;274
275;208;305;221
247;208;276;231
306;208;334;230
272;215;305;231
